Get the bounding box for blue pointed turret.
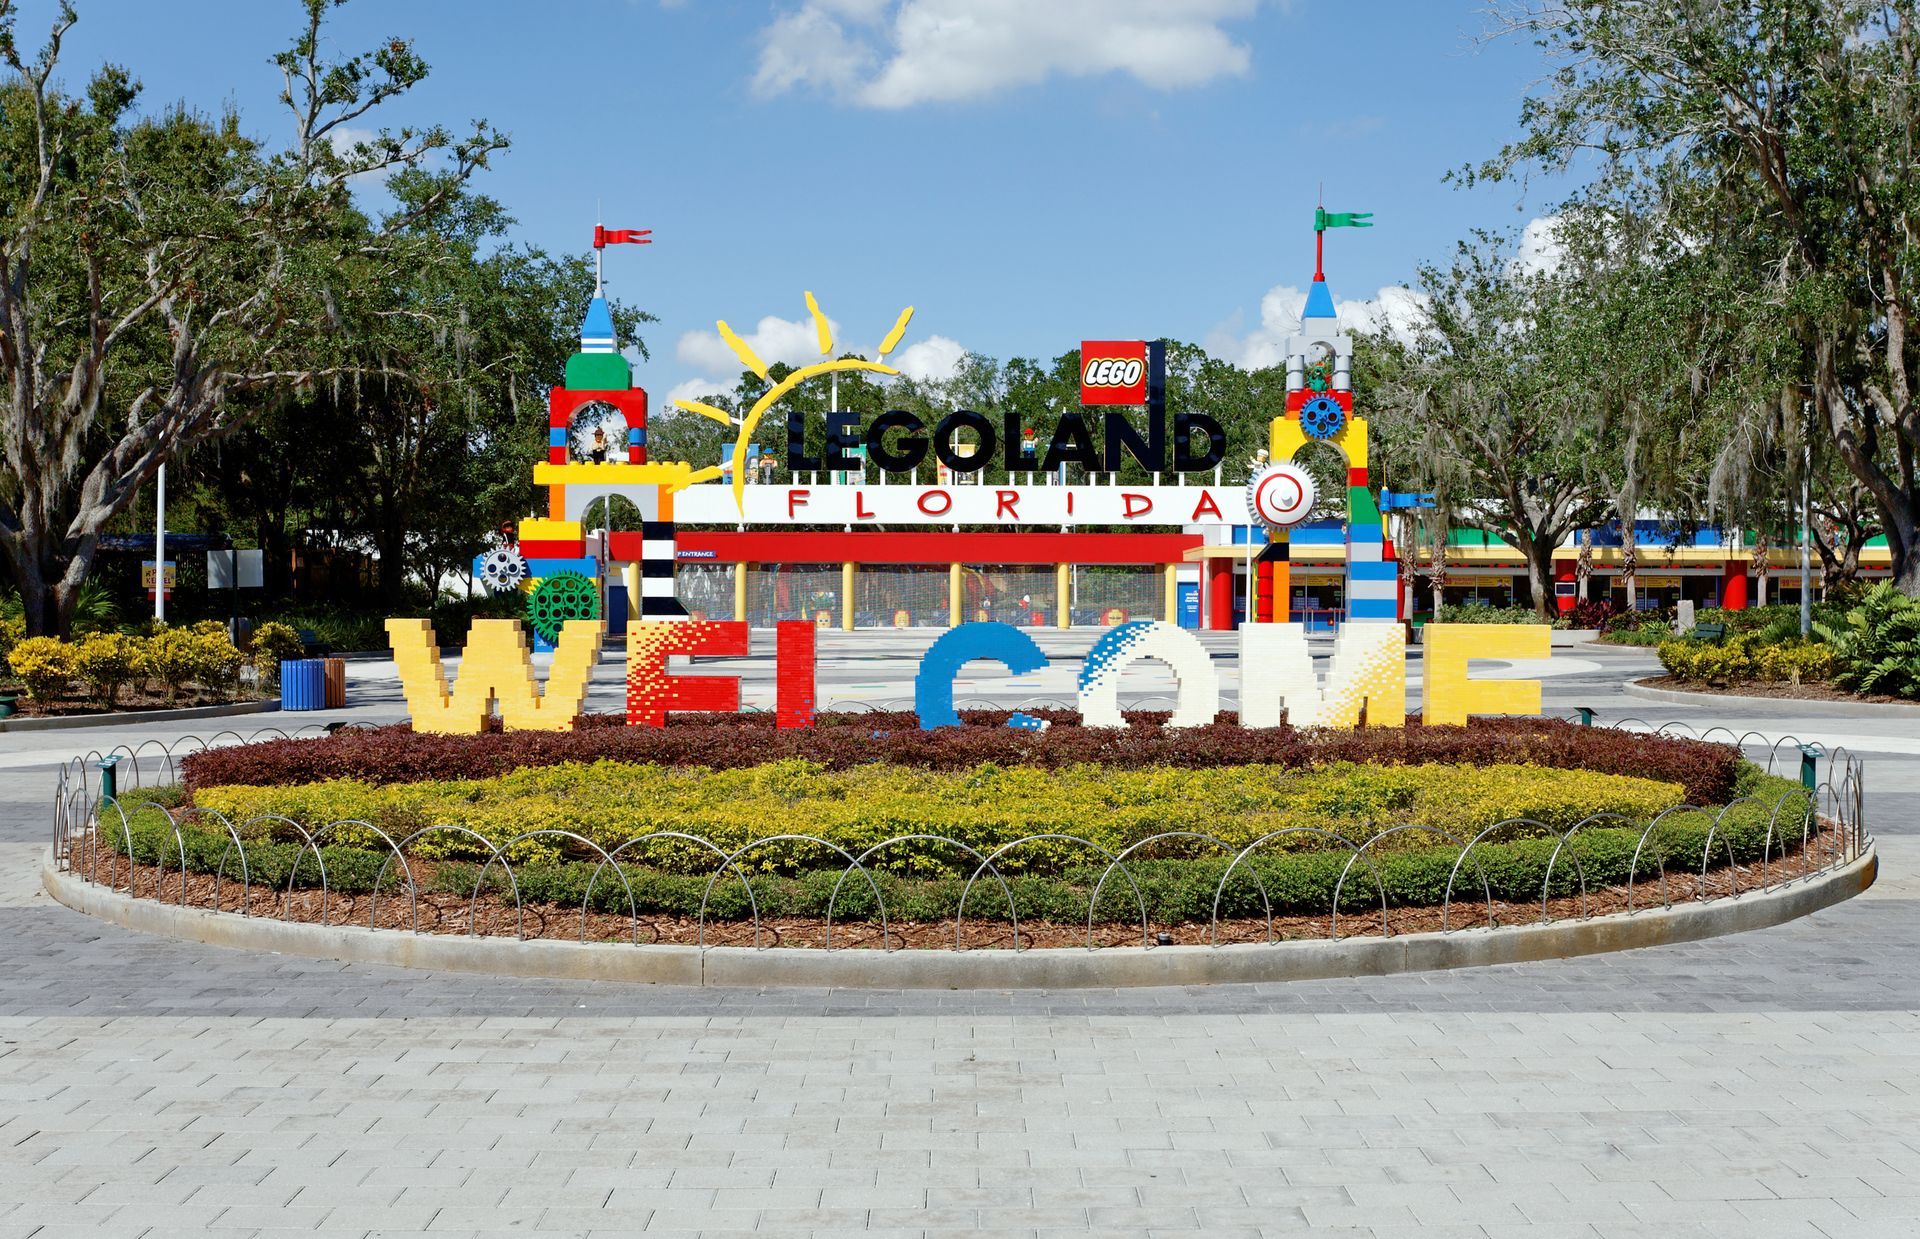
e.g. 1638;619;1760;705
579;296;617;354
1302;277;1337;322
565;295;632;391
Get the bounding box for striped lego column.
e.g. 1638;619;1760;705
625;388;650;464
1344;467;1399;623
547;393;571;467
635;520;687;620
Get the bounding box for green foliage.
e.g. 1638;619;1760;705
1474;4;1920;597
101;809;401;895
1815;582;1920;698
1603;617;1674;646
191;759;1689;875
0;0;512;637
1435;604;1547;625
7;636;77;700
248;622;305;687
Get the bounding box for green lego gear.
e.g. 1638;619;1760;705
526;571;600;644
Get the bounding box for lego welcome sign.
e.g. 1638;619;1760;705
385;618;1550;734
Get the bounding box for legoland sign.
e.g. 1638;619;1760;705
387;618;1549;734
785;340;1225;477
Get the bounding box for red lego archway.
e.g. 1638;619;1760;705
549;387;649;465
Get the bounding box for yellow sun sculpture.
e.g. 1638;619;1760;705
674;294;913;514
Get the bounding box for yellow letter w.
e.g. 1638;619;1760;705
385;618;604;734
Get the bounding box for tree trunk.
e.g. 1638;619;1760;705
1522;536;1557;620
3;528;96;638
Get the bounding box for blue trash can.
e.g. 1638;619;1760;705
281;659;327;711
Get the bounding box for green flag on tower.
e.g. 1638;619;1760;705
1315;208;1374;230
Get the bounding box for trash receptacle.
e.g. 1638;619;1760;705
322;657;346;709
280;659;326;711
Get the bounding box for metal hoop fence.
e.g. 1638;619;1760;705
50;721;1871;952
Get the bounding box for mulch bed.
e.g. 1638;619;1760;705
3;689;270;718
1639;676;1916;705
63;817;1849;950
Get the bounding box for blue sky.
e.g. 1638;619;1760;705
31;0;1566;402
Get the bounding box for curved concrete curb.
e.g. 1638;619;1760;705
0;699;279;734
42;846;1876;989
1623;678;1920;718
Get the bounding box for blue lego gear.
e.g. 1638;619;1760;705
1300;395;1345;441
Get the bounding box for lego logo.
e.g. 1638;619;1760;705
1082;357;1144;388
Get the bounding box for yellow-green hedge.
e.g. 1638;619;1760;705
193;759;1687;875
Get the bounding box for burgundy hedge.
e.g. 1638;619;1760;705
182;713;1744;806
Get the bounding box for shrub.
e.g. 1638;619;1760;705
7;636;77;700
0;612;23;671
1436;604;1545;624
142;627;202;702
190;759;1692;874
73;632;144;705
1660;634;1835;688
188;623;246;700
181;713;1747;807
1815;582;1920;698
1751;640;1834;685
1604;618;1674;646
248;622;305;687
1565;599;1615;630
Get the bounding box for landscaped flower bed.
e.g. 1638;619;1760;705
77;715;1823;946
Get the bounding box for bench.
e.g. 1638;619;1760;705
1690;622;1726;643
297;628;332;658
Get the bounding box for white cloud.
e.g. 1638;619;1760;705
1513;214;1566;276
675;313;840;376
1205;283;1428;370
890;334;966;382
671;315;967;405
753;0;1259;108
663;377;735;410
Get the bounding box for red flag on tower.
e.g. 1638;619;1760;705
594;226;652;247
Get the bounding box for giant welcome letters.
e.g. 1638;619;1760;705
385;619;1550;734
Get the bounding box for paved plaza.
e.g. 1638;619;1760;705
1;636;1916;1238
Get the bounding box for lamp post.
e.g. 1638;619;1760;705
153;464;166;624
1800;438;1812;638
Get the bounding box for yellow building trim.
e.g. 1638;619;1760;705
949;563;962;628
1271;413;1368;469
1055;563;1070;628
519;518;584;542
842;562;855;632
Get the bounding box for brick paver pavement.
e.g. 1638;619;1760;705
0;639;1915;1237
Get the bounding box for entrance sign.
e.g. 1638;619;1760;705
387;619;1549;734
